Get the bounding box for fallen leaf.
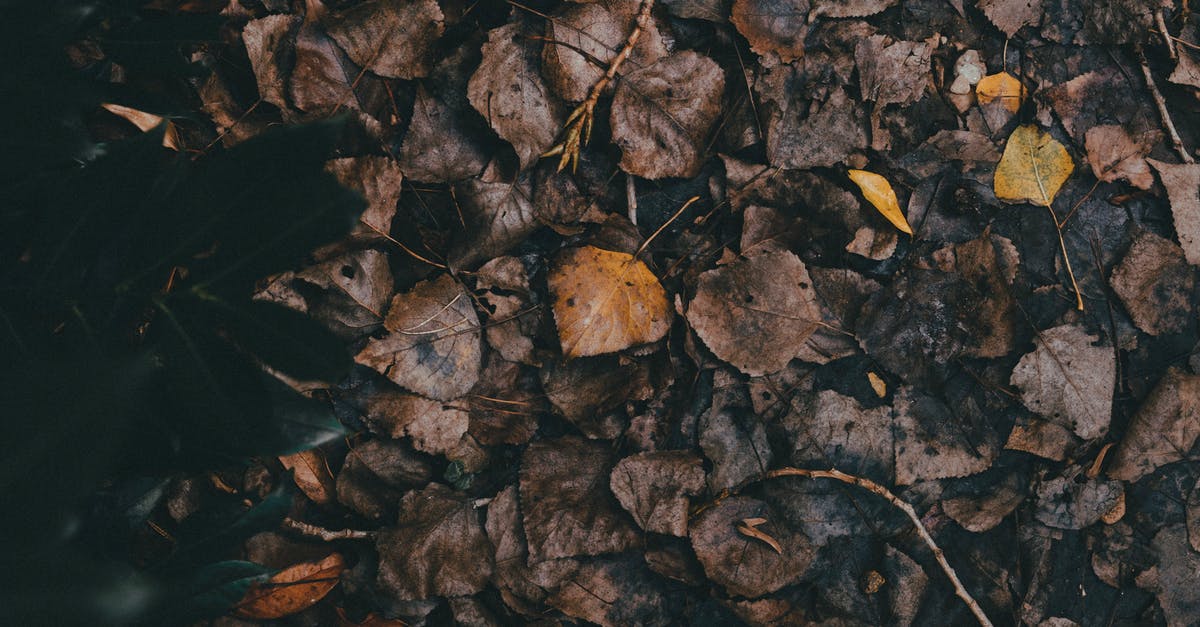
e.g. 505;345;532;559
323;156;402;236
767;87;868;170
994;124;1074;206
975;71;1024;114
241;14;299;110
1109;229;1195;336
810;0;897;18
547;246;672;358
610;451;706;537
1107;368;1200;482
978;0;1044;36
234;553;345;619
397;85;487;183
848;169;913;235
942;472;1026;532
467;22;565;169
1148;159;1200;266
1084;124;1159;190
335;437;432;520
893;386;997;485
541;354;660;439
736;518;784;554
731;0;810;62
279;448;335;506
467;356;541;446
854;35;933;107
783;389;894;480
475;256;539;365
100;103;181;149
867;372;887;397
898;129;1000;179
520;437;641;562
1139;524;1200;627
324;0;443;79
1009;324;1114;440
686;251;822;375
542;2;667;103
689;496;813;598
610;51;725;179
1034;472;1124;529
375;483;493;600
355;274;481;401
448;176;537;268
701;403;774;492
546;555;679;627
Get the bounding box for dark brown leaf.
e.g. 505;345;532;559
234;553;345;619
688;497;813;598
1110;229;1195;336
609;451;706;536
855;35;933;107
1149;159;1200;266
324;0;443;79
767;87;868;170
336;438;432;520
324;156;403;236
448;177;537;268
1107;368;1200;482
398;85;488;183
978;0;1044;36
546;555;677;627
542;2;667;103
731;0;811;62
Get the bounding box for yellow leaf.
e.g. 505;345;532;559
975;71;1024;114
867;371;887;398
847;169;912;235
548;246;671;358
234;553;345;620
994;125;1074;207
100;103;181;150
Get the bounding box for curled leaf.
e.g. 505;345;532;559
736;517;784;554
994;125;1074;206
548;246;671;358
847;169;912;235
101;103;180;150
234;553;345;620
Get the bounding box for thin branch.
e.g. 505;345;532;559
1139;49;1195;163
282;517;376;541
733;467;995;627
1047;205;1085;311
1156;9;1177;59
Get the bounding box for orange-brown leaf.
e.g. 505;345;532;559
548;246;671;358
100;103;181;150
736;519;783;554
975;72;1024;113
279;448;336;506
234;553;345;620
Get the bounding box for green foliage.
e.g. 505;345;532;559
0;3;364;624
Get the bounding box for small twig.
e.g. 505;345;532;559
282;517;376;541
1139;48;1195;163
634;195;699;259
1047;205;1085;311
1156;9;1177;59
741;467;995;627
544;0;655;171
626;173;638;225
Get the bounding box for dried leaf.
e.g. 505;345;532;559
324;0;443;79
767;87;868;170
848;169;913;235
610;51;725;179
242;14;299;109
100;103;181;150
854;35;933;108
994;124;1074;206
375;483;493;600
731;0;810;62
810;0;897;18
1009;324;1114;440
610;452;706;537
1109;229;1195;336
324;156;402;236
893;386;996;485
1141;524;1200;627
1148;159;1200;266
335;437;432;520
398;85;487;183
542;2;668;103
686;251;822;375
448;177;537;268
867;372;887;398
1107;368;1200;482
689;497;813;598
978;0;1044;36
234;553;345;619
354;274;482;401
548;246;671;358
1084;124;1158;190
279;448;335;506
701;404;774;492
1034;473;1124;529
546;555;678;627
975;71;1024;114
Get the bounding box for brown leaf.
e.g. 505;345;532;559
242;14;299;110
546;555;677;627
398;85;487;183
610;51;725;179
542;2;668;103
467;356;541;446
731;0;811;62
782;389;894;480
1034;472;1123;530
1009;324;1115;440
324;156;403;236
1085;124;1159;190
449;177;537;268
520;436;641;562
234;553;345;619
375;483;494;600
610;451;706;536
994;125;1074;207
689;497;813;598
1107;368;1200;482
1043;68;1155;145
279;448;336;506
686;250;822;376
810;0;897;18
1140;524;1200;627
355;274;482;401
854;35;933;107
1110;229;1195;336
360;389;470;457
324;0;443;79
475;256;539;365
766;87;868;170
978;0;1044;36
942;473;1026;532
949;231;1020;358
893;386;997;485
548;246;672;358
100;103;181;150
288;7;387;117
467;22;564;169
1148;159;1200;266
736;518;784;554
541;354;659;439
335;438;432;520
701;402;774;492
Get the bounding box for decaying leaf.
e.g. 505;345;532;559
610;451;705;537
1009;324;1114;440
279;448;335;506
547;246;672;358
854;35;933;108
994;125;1074;206
324;0;443;79
448;177;537;268
355;274;482;401
893;386;996;485
1084;124;1158;190
810;0;897;18
689;497;813;598
731;0;810;62
541;2;668;103
686;251;822;376
610;51;725;179
1109;229;1195;336
546;555;678;627
848;169;913;235
1139;524;1200;627
234;553;345;619
323;156;402;236
978;0;1044;36
1148;159;1200;266
335;437;432;520
397;85;487;183
100;103;181;149
375;483;494;600
975;71;1024;114
1107;368;1200;482
1034;472;1123;529
767;87;868;170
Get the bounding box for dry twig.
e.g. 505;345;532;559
543;0;655;171
282;517;376;541
1139;48;1195;163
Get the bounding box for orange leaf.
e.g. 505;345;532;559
100;103;181;150
847;169;912;235
279;448;336;506
234;553;345;620
975;71;1024;114
994;125;1074;207
548;246;671;358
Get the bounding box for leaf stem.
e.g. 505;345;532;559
1047;205;1084;311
